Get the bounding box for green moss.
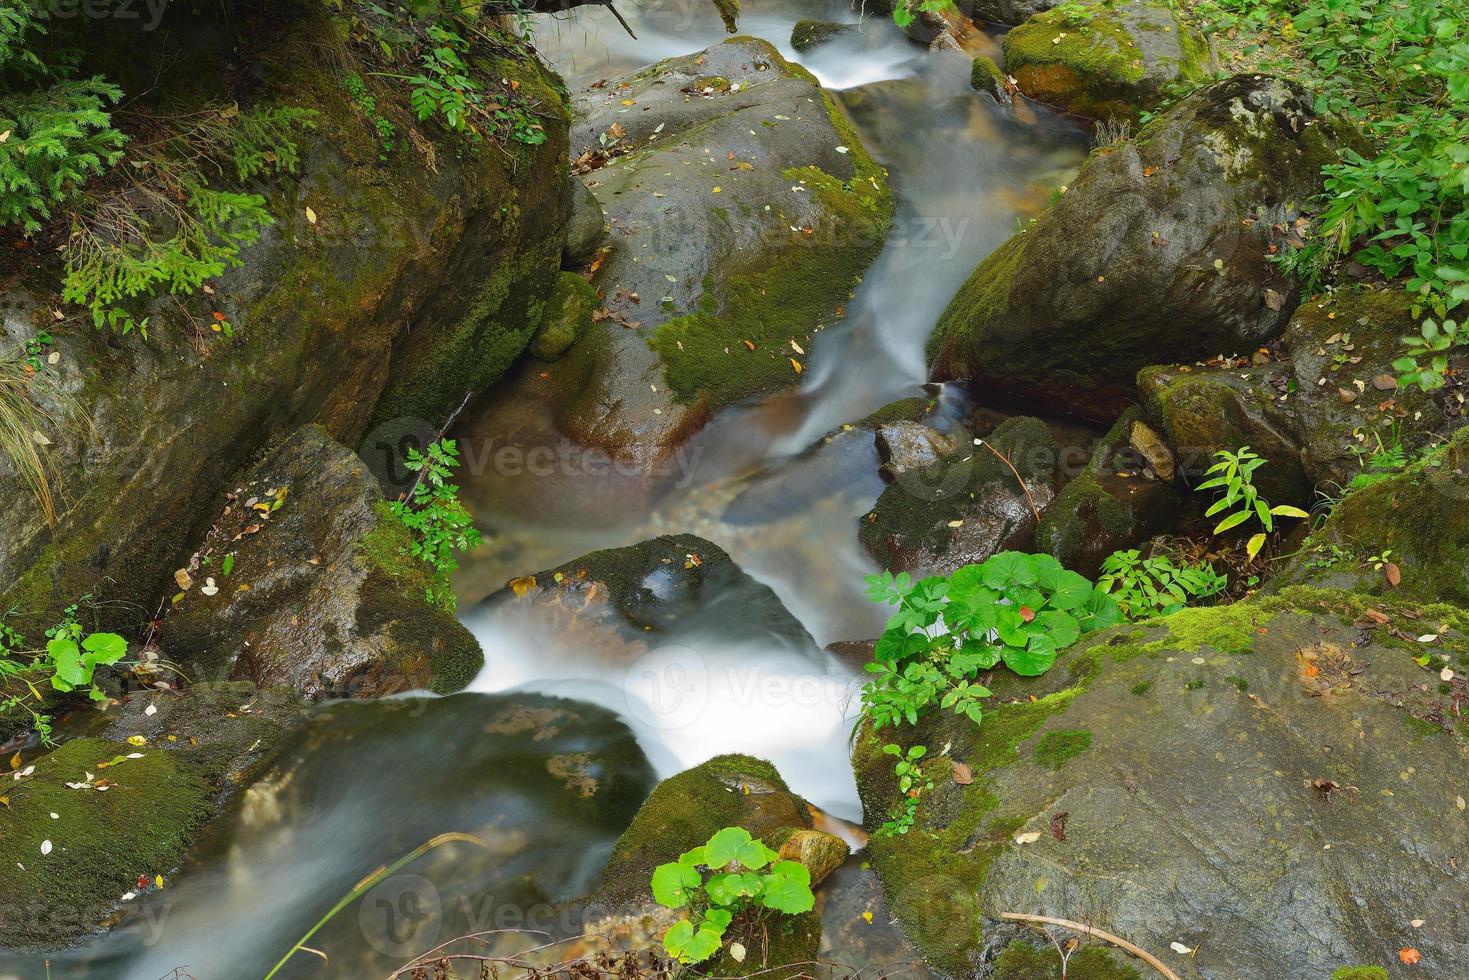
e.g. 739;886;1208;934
647;44;891;410
711;0;739;32
0;737;213;947
928;233;1024;368
1131;681;1151;695
971;54;1008;96
1330;968;1388;980
858;397;935;429
1404;714;1444;740
1033;728;1093;769
530;272;598;360
600;753;810;905
993;941;1142;979
1225;674;1249;692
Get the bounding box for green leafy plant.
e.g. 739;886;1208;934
892;0;955;29
1196;447;1310;558
1;600;129;741
877;743;931;836
388;438;480;602
862;552;1120;731
1097;549;1227;620
651;826;814;965
344;71;397;161
0;3;126;234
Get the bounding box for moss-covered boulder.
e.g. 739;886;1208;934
1035;409;1178;577
928;76;1352;420
162;425;481;698
1279;426;1469;604
854;588;1469;976
531;272;599;360
1002;0;1210;121
0;8;567;640
0;681;303;947
598;754;821;973
476;533;812;651
525;37;892;468
1139;287;1450;502
860;416;1060;576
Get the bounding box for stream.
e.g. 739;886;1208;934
0;3;1087;977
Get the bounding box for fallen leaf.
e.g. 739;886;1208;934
1399;947;1421;965
1013;831;1042;845
1169;942;1193;955
728;942;746;963
144;704;157;717
951;761;973;785
1049;811;1068;841
40;840;52;856
1264;288;1285;311
305;206;317;225
1373;374;1399;391
1385;563;1402;587
508;576;537;597
789;357;803;374
174;568;193;591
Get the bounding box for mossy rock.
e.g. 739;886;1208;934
0;8;568;644
965;0;1063;27
1002;0;1210;122
859;416;1059;576
971;54;1012;104
1330;968;1389;980
1139;286;1453;501
531;272;599;360
0;681;304;947
539;37;893;466
992;940;1140;978
792;19;855;51
928;76;1353;421
161;425;482;699
1035;409;1178;577
854;587;1469;975
1278;426;1469;604
599;754;819;975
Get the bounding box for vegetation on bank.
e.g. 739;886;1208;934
1182;0;1468;390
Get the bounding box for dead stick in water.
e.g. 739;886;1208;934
1000;913;1182;980
977;438;1042;523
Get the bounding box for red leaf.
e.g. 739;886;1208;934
1019;606;1035;623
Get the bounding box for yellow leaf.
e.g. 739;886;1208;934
712;186;722;193
1246;532;1266;559
155;874;165;888
509;575;537;597
789;358;803;374
8;752;19;771
305;206;318;225
126;735;146;747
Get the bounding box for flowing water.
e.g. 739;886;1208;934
0;4;1088;976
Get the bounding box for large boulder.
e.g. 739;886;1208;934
0;11;567;640
859;416;1060;576
928;75;1352;421
1001;0;1211;121
1140;287;1452;499
1279;426;1469;605
0;681;304;947
1035;409;1179;577
534;37;893;466
957;0;1058;27
854;588;1469;977
161;425;481;698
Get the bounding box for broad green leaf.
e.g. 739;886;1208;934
1213;510;1252;534
982;551;1036;588
1048;571;1094;610
1036;609;1080;649
705;826;755;868
760;860;814;913
1270;505;1310;519
46;638;85;691
651;862;700;908
1002;637;1057;676
706;871;762;905
81;632;127;668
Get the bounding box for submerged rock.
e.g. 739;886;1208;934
1002;0;1210;121
791;19;857;51
544;37;893;466
0;682;304;948
854;588;1469;977
928;75;1353;420
531;272;599;360
1035;409;1178;577
860;416;1060;576
162;425;481;698
480;533;812;648
1139;287;1451;500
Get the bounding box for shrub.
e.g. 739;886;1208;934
1098;549;1226;620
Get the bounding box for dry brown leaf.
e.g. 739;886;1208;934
952;761;973;785
1385;563;1402;587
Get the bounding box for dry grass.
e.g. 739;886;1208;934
0;348;85;525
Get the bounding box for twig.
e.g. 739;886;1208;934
976;439;1042;523
999;913;1182;980
398;389;473;504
